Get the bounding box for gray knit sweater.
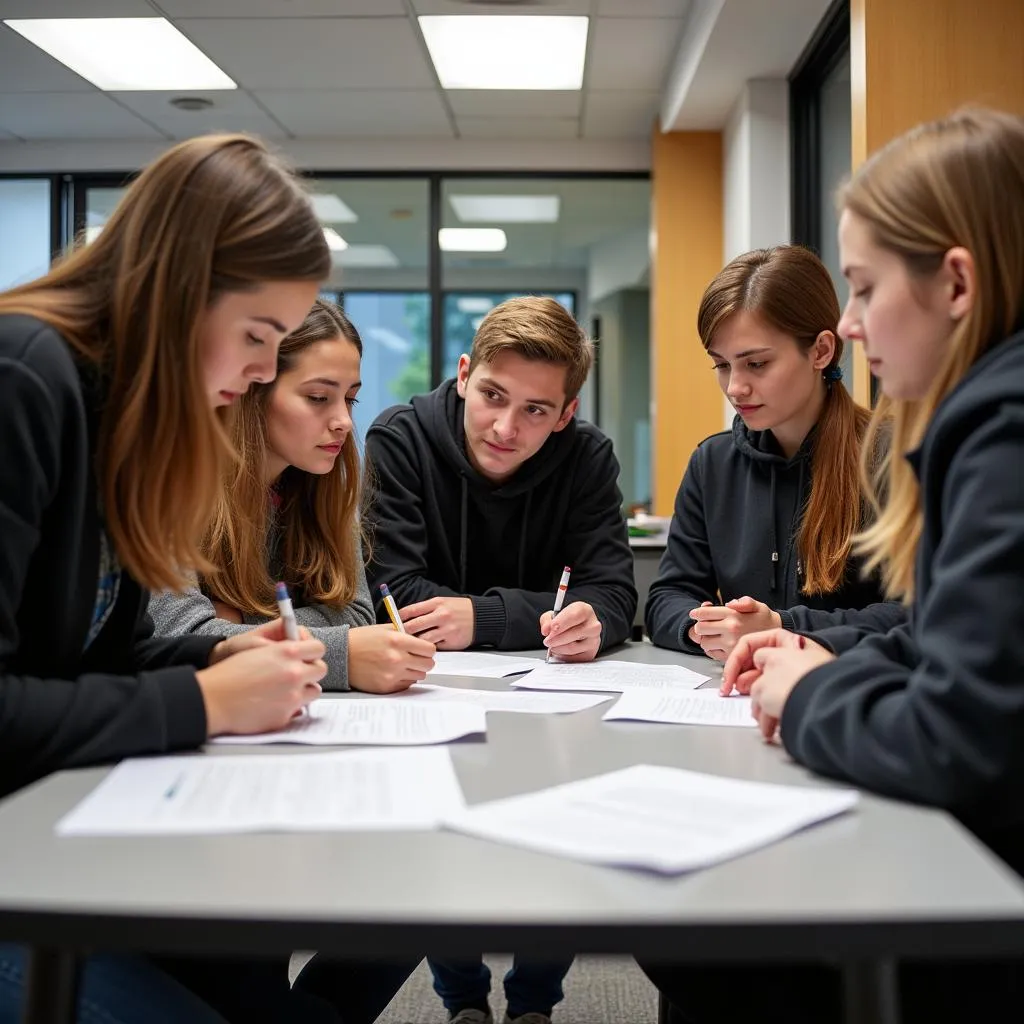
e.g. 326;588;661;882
148;561;374;692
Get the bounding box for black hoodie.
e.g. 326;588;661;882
364;379;637;651
781;332;1024;875
645;415;904;653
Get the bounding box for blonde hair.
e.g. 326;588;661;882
698;246;872;595
202;300;365;618
0;133;330;592
845;107;1024;601
468;296;593;401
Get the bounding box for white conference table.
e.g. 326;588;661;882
2;643;1024;1024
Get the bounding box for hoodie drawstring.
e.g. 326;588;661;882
769;464;779;592
517;492;532;588
458;476;468;593
794;458;807;588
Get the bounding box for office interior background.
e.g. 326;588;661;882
1;0;1021;517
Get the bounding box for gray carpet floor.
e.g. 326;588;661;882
291;953;658;1023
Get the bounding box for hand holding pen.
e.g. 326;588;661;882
539;567;605;663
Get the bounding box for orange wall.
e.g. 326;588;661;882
848;0;1024;402
650;130;723;515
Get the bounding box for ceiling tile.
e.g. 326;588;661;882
0;93;166;140
412;1;590;13
446;90;581;118
1;1;154;13
159;1;405;15
0;127;18;140
110;90;288;139
456;117;579;140
256;89;452;138
177;18;435;90
596;0;691;15
587;17;682;91
0;24;96;92
583;91;660;139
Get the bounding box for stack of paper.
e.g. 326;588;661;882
57;748;465;836
512;659;709;694
211;698;486;746
603;688;756;728
427;651;539;678
394;683;612;715
443;764;858;874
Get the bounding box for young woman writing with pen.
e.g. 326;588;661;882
151;299;436;695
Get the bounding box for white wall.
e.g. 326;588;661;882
720;78;790;426
587;226;650;304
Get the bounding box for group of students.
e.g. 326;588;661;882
0;103;1022;1023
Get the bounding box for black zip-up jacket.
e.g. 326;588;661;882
364;379;637;651
782;332;1024;874
0;315;216;798
646;416;904;653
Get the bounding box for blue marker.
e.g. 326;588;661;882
275;581;300;641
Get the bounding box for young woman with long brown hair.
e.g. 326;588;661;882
646;106;1024;1023
151;298;436;692
0;134;408;1023
645;244;903;661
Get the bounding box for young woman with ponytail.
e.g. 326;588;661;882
645;245;903;661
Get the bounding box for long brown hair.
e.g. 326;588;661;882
697;245;872;595
0;133;330;591
844;107;1024;602
201;299;364;618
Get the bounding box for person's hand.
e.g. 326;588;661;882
400;597;475;650
196;636;327;736
348;624;436;693
208;618;309;664
721;628;834;742
688;596;782;661
540;601;603;662
212;599;243;624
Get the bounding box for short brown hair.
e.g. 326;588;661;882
468;296;593;401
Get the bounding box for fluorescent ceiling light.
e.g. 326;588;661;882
450;194;560;224
3;18;236;91
419;15;588;90
322;227;348;252
335;245;400;268
439;228;508;253
310;194;358;223
456;296;495;314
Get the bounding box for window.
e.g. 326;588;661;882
0;179;52;290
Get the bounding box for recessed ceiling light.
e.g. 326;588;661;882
419;15;588;90
439;228;508;253
335;245;400;268
322;227;348;252
310;194;358;223
456;296;495;314
4;19;235;92
450;194;560;224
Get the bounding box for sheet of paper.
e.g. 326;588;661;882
426;651;539;678
394;683;612;715
603;687;756;728
211;698;486;746
57;748;465;836
512;659;709;694
444;764;857;875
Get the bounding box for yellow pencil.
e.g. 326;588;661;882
379;583;406;633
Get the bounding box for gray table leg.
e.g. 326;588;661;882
21;948;80;1024
842;959;900;1024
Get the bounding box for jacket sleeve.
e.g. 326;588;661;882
780;408;1024;824
472;435;638;651
644;449;719;653
364;423;465;614
0;352;207;797
779;600;907;639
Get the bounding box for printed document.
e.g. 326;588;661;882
395;683;612;714
427;651;540;678
512;659;709;693
444;764;857;874
603;688;756;727
58;748;465;836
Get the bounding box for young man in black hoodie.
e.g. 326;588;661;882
364;296;636;1023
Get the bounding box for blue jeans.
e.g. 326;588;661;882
0;944;227;1024
429;955;574;1019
